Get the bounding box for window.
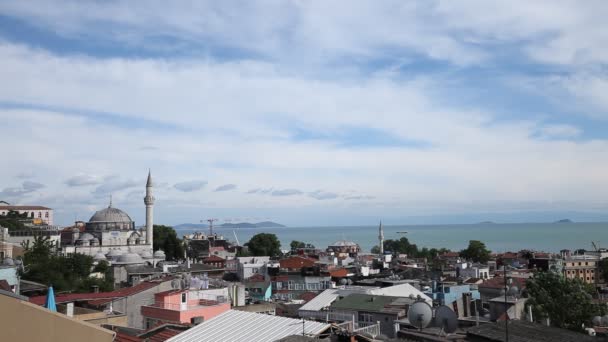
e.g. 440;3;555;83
37;212;42;218
585;262;588;266
579;262;582;266
359;313;374;323
45;212;49;218
181;293;187;303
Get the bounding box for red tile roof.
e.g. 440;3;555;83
478;277;527;290
0;280;11;292
202;255;226;262
330;268;349;278
299;292;319;302
0;205;51;210
29;279;167;306
114;332;142;342
147;328;182;342
440;252;460;258
280;256;316;269
246;274;266;282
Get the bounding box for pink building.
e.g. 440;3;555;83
141;289;230;328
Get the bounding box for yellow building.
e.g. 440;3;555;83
563;255;599;284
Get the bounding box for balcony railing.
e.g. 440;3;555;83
144;297;227;311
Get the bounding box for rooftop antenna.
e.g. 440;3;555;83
434;305;458;336
109;195;112;208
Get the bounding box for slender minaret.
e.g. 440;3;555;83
144;170;155;245
378;221;384;255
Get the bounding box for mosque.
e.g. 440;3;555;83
61;171;166;265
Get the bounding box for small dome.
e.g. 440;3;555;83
106;249;124;257
140;250;153;259
2;258;14;266
331;240;358;247
116;253;144;264
78;233;95;241
94;252;107;261
72;227;81;233
89;206;133;223
153;250;166;259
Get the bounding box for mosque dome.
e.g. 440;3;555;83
116;253;144;264
89;207;133;223
153;250;166;259
330;240;358;247
86;202;135;232
140;250;153;259
79;233;95;241
106;249;124;258
93;252;107;261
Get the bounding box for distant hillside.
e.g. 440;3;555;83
174;221;286;230
554;219;573;224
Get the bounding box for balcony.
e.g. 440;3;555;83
141;294;230;325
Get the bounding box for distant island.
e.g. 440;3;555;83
554;219;573;224
174;221;286;230
220;221;286;228
477;221;496;224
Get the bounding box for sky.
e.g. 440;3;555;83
2;1;608;227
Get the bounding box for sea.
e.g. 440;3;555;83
175;222;608;253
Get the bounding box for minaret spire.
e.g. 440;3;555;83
378;221;384;255
144;170;155;246
109;195;112;208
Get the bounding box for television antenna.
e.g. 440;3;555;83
201;219;218;236
434;305;458;335
407;301;433;331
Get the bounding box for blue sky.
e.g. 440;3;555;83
2;1;608;226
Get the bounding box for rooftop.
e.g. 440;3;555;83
29;279;168;306
466;320;595;342
0;205;51;210
330;293;396;312
165;310;330;342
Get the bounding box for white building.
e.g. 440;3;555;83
0;203;53;225
236;256;270;280
457;262;490;279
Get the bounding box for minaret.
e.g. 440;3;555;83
144;170;155;245
378;221;384;255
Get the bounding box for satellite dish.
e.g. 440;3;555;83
407;301;433;330
592;316;602;326
434;305;458;334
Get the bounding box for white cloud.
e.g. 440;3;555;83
174;180;207;192
1;2;608;225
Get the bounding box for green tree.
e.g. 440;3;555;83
246;233;282;257
290;240;315;252
459;240;491;263
526;272;604;331
371;245;380;254
383;237;419;256
153;225;184;261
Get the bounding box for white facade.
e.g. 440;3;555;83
236;256;270;280
0;204;53;225
457;262;490;279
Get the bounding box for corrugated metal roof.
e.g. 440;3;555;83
298;289;340;312
166;310;330;342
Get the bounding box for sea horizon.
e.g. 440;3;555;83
176;221;608;254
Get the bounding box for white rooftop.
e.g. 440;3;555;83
167;310;330;342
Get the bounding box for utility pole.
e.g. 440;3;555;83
504;264;509;342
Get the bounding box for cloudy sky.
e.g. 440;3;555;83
2;1;608;227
